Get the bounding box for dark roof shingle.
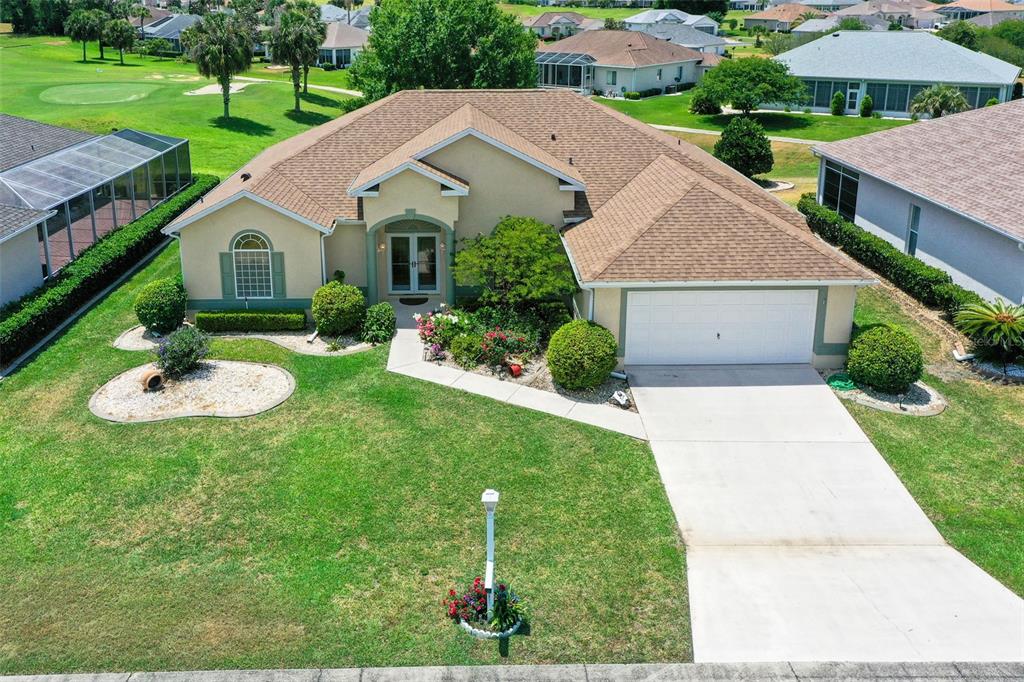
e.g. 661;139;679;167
0;114;95;173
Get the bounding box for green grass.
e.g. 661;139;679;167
597;90;912;142
0;35;356;177
849;286;1024;596
0;243;691;674
499;3;640;19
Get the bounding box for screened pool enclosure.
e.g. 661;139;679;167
0;129;191;276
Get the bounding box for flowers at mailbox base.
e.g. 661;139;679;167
443;577;525;631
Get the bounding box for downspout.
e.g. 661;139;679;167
321;228;329;285
559;232;594;321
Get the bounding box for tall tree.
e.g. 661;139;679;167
270;6;321;111
188;12;254;118
937;20;979;50
289;0;325;94
65;7;102;60
693;56;806;114
910;84;969;119
102;16;135;64
349;0;536;102
127;2;149;28
89;8;110;56
836;17;867;30
713;116;773;178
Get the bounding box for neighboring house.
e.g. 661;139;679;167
0;115;191;306
813;100;1024;303
535;30;703;95
638;23;730;54
139;13;201;53
834;0;942;28
163;89;874;368
744;4;825;32
772;31;1021;116
624;9;720;35
320;5;371;30
967;9;1024;25
318;22;368;68
792;15;889;31
935;0;1020;20
783;0;863;11
731;0;766;10
523;12;603;39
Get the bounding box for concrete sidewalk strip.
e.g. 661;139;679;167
451;371;523;402
649;123;827;146
565;401;647;440
505;384;577;418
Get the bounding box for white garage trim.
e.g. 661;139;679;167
624;289;820;365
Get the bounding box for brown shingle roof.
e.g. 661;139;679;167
814;99;1024;243
746;4;825;22
171;89;870;284
536;30;702;67
0;114;95;172
0;204;53;241
524;11;593;28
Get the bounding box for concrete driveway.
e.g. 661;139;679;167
629;365;1024;663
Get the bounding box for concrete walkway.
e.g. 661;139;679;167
4;662;1024;681
235;76;363;98
650;123;826;146
628;364;1024;663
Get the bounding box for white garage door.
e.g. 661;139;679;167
624;289;818;365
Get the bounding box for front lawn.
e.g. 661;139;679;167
848;286;1024;596
499;3;639;19
0;244;691;674
598;91;911;142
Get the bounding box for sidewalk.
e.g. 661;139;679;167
650;123;826;146
4;662;1023;681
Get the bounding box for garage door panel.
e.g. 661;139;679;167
625;290;818;365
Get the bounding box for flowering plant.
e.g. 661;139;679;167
414;308;472;348
479;327;531;367
427;343;445;362
444;577;525;631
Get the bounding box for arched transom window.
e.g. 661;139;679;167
233;232;272;298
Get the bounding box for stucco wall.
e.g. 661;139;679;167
0;227;44;306
823;285;857;345
178;197;323;303
853;174;1024;303
422;135;574;238
324;223;367;288
594;61;700;94
362;169;460;232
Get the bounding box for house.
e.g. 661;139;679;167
731;0;766;11
772;31;1021;116
139;13;201;53
791;15;889;31
744;4;825;32
624;9;720;35
813;100;1024;303
535;30;704;95
934;0;1020;21
637;23;730;54
833;0;943;28
318;22;368;68
522;12;603;40
163;89;874;368
320;5;371;30
0;115;191;306
967;8;1024;26
780;0;863;11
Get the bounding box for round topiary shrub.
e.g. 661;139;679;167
361;302;396;344
450;333;483;369
546;320;618;390
312;281;366;336
847;325;924;394
134;277;187;334
156;326;209;378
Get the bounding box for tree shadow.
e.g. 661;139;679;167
284;109;333;126
210;116;275;136
300;90;343;108
706;111;816;133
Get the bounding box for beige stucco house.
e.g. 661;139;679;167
165;89;875;368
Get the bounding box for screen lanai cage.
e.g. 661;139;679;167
0;129;191;276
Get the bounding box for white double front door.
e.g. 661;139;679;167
388;233;439;294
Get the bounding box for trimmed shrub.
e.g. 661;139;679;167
450;333;483;369
847;325;923;394
0;174;218;365
932;282;985;320
361;302;397;344
546;319;618;390
194;309;306;332
689;88;722;115
311;281;366;335
134;277;187;334
830;90;845;116
624;91;641;100
713;116;773;178
859;94;873;117
156;326;209;379
797;195;952;305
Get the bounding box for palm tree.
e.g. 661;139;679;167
128;2;150;29
955;300;1024;374
103;17;137;65
290;0;325;94
65;8;102;62
910;84;969;119
188;13;254;119
271;6;323;110
90;9;112;59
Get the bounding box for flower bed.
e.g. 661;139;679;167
444;577;524;640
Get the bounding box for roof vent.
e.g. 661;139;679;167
569;156;573;165
240;172;252;182
551;133;557;141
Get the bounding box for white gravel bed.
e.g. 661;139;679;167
89;360;295;423
823;372;947;416
113;325;373;356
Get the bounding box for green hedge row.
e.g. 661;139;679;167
797;194;954;307
195;309;307;332
0;174;219;364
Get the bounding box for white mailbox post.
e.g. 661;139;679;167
481;489;499;619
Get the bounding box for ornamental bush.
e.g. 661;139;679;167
546;319;618;390
830;90;846;115
361;302;397;344
194;309;306;332
847;325;923;394
156;326;210;378
689;88;722;115
932;282;985;320
311;281;366;335
713;116;773;178
134;277;187;334
450;333;483;369
859;94;873;117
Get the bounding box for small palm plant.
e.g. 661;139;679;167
955;299;1024;374
910;84;969;119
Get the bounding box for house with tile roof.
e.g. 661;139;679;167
772;31;1021;116
164;89;876;368
523;12;603;40
832;0;943;29
535;30;704;95
791;15;889;31
934;0;1020;20
813;100;1024;303
624;9;720;35
744;4;825;32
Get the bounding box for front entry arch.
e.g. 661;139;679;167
366;213;455;305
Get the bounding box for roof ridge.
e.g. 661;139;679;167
252;172;335;225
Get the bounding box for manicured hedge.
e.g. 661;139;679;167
932;282;985;320
194;309;307;332
797;194;951;306
0;174;219;364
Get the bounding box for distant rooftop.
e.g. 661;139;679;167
640;24;729;47
0;114;95;173
536;30;703;67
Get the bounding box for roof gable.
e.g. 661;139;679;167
536;29;704;67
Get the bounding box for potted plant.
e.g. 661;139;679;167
444;577;525;639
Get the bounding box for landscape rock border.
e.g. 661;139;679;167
830;377;947;416
113;324;375;357
969;360;1024;385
